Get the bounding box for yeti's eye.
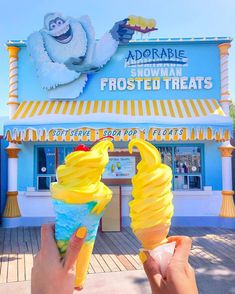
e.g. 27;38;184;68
56;18;65;26
49;22;56;30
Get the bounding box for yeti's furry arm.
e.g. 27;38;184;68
27;31;80;89
92;32;119;67
78;15;96;64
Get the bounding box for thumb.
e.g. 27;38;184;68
116;18;128;27
63;227;87;272
121;18;129;25
167;236;192;263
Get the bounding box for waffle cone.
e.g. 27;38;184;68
53;199;102;289
56;236;96;289
134;224;170;250
75;241;95;289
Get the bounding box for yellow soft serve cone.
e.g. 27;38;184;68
128;139;174;265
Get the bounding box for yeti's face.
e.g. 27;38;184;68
47;17;73;44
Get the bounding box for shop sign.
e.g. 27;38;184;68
26;13;219;101
100;47;213;92
7;125;230;142
102;156;136;179
49;127;185;140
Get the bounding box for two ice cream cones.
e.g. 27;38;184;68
50;138;174;289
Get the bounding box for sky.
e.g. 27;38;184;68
0;0;234;117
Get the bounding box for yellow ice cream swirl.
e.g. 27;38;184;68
128;15;156;29
128;139;174;232
51;140;114;215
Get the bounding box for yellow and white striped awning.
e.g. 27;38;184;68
4;99;232;142
12;98;224;119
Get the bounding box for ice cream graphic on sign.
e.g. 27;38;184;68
27;13;137;99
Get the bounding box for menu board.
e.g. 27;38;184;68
102;156;136;179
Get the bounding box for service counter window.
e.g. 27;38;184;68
157;145;203;191
36;146;74;190
36;145;202;191
174;146;202;190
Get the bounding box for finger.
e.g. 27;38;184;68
168;236;192;262
141;251;164;290
33;254;39;267
117;28;128;35
40;223;60;258
122;35;133;41
124;28;135;35
119;33;134;39
120;37;132;43
63;227;87;272
118;28;134;36
120;39;131;45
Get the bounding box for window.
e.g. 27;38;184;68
174;146;201;174
36;144;203;191
36;146;74;190
158;147;172;167
156;145;203;191
174;146;202;190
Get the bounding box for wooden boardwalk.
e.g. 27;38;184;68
0;227;234;284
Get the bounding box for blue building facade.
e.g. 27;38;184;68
2;20;234;227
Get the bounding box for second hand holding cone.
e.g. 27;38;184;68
128;138;175;277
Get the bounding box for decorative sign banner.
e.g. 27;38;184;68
26;12;221;101
100;76;213;91
5;127;231;142
100;46;213;92
48;127;186;141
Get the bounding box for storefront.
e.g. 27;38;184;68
2;15;235;227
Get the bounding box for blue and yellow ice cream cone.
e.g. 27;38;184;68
51;140;114;288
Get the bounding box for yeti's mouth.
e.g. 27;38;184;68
53;25;73;44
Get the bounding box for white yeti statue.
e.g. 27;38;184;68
27;13;134;99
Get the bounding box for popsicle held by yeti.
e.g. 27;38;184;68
50;139;114;289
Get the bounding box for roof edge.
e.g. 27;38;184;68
5;36;233;47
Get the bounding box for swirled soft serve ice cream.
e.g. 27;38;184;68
51;140;114;289
128;138;174;274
